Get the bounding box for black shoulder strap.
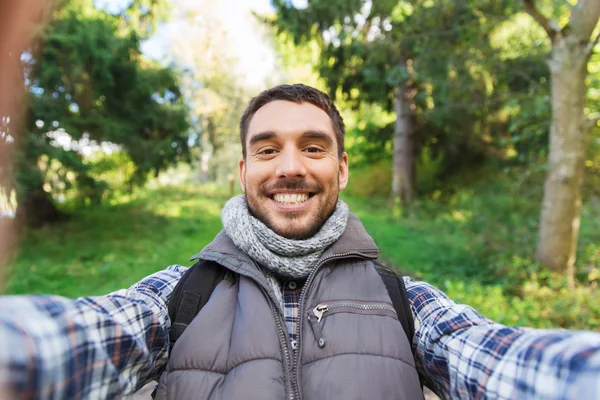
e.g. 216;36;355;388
373;261;415;353
375;261;428;394
168;260;227;348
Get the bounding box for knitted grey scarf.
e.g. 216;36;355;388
221;195;349;281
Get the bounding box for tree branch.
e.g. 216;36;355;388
586;30;600;57
569;0;600;41
522;0;561;40
561;0;573;9
586;113;600;131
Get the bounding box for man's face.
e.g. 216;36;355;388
239;100;348;240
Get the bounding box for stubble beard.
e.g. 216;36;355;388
245;179;339;240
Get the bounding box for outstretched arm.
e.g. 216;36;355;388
404;278;600;399
0;265;187;399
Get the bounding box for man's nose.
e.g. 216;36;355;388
275;148;307;178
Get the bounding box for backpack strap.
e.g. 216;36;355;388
374;261;428;394
168;260;228;348
373;261;415;352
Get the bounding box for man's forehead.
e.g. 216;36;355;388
247;100;335;140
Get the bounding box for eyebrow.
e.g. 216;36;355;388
301;130;334;147
248;131;277;148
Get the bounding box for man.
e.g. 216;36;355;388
1;84;599;399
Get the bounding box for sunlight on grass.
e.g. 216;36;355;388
4;184;229;297
445;209;472;223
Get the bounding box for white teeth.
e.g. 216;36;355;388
273;193;309;205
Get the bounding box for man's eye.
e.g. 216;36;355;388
305;147;322;153
259;149;277;155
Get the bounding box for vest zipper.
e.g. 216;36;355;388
292;251;377;400
261;286;296;400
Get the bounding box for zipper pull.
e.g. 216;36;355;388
312;304;329;323
309;304;328;348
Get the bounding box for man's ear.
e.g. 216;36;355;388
238;158;246;192
338;152;349;190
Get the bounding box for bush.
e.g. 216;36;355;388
345;159;392;198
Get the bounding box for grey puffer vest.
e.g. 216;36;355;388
155;214;422;400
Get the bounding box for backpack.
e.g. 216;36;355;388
168;259;416;353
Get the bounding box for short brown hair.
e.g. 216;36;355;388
239;84;345;158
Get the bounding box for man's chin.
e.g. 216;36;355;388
247;197;328;239
269;219;319;240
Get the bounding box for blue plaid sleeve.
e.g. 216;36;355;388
403;277;600;399
0;265;187;399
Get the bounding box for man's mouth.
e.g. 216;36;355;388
271;192;313;205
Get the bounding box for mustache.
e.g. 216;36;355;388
261;179;323;194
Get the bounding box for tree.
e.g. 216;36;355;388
520;0;600;281
165;0;258;184
8;0;189;226
271;0;517;204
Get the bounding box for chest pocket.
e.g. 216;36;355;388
301;297;415;368
307;300;398;348
298;295;421;400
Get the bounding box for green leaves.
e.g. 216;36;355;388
386;64;411;86
12;0;189;224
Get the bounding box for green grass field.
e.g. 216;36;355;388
4;179;600;330
3;185;229;297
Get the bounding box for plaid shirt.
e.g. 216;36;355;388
282;279;304;346
1;266;599;399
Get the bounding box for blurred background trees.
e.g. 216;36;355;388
6;0;190;227
1;0;599;329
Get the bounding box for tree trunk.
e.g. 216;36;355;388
16;186;64;227
200;151;210;183
15;153;65;227
535;36;591;281
391;83;416;204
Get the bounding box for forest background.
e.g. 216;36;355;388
1;0;599;330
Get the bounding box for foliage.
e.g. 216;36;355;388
346;159;392;198
345;148;444;198
4;0;189;225
487;12;552;164
164;0;266;185
268;30;325;89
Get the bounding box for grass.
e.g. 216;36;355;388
3;185;229;297
4;172;600;330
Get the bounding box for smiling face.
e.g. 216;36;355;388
239;100;348;240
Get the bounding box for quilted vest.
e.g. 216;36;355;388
154;214;423;400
